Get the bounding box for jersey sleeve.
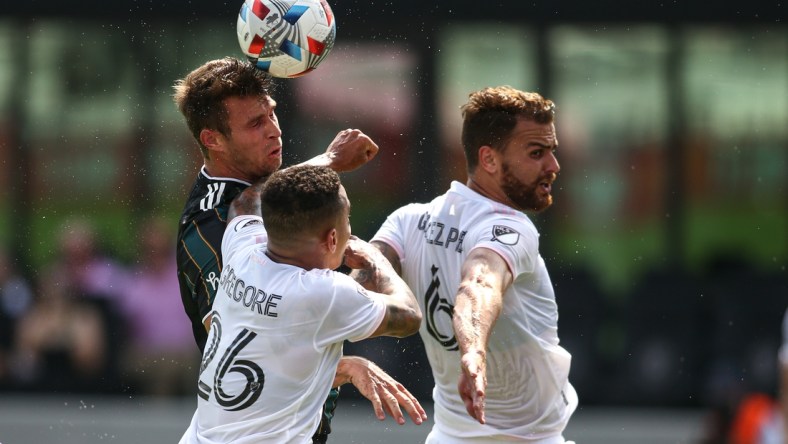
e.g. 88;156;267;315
468;216;540;277
371;203;423;263
312;273;387;348
177;211;226;330
221;215;268;264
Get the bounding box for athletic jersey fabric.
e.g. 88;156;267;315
177;166;250;352
181;215;386;444
177;167;341;443
372;181;577;441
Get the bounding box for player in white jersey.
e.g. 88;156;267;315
371;86;577;443
180;165;424;444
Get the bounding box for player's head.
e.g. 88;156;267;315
261;165;350;269
173;57;273;157
461;86;560;212
461;86;555;171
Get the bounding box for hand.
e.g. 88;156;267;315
458;350;487;424
334;356;427;425
324;129;379;172
342;236;383;271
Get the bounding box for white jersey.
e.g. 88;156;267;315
372;181;577;442
181;215;386;444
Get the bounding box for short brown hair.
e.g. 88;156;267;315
173;57;274;158
261;165;344;240
461;86;555;172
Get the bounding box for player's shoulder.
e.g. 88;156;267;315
226;214;264;233
463;203;539;251
181;169;249;219
392;201;429;216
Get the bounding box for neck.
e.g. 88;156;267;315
466;176;497;201
466;175;521;210
265;243;325;270
204;160;253;183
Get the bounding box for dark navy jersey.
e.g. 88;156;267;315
177;167;250;352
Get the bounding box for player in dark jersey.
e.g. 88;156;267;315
174;57;425;442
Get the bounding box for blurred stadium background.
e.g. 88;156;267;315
0;1;785;442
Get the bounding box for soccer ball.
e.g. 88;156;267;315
236;0;336;78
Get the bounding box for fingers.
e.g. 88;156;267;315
368;384;386;421
378;386;406;425
459;355;487;424
344;357;426;426
394;384;428;424
326;129;379;172
472;387;486;424
377;379;427;425
458;373;477;420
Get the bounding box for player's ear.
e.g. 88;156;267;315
200;129;224;153
325;228;338;253
478;145;498;173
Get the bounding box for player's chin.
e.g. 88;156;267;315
257;159;282;177
531;195;554;213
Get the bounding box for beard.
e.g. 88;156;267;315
500;162;556;212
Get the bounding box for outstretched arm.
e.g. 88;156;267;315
452;247;512;425
333;356;427;425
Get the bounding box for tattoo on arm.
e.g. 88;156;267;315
353;263;393;294
371;241;402;276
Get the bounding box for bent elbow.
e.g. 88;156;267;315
399;308;422;337
409;309;423;335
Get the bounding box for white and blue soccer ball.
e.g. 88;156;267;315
236;0;336;78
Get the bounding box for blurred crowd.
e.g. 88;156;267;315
0;216;199;397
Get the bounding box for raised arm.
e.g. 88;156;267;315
227;129;378;223
303;128;379;173
344;237;421;338
452;247;512;425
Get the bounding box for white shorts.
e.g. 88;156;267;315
425;427;575;444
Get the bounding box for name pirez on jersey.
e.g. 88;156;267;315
219;266;281;317
418;212;466;253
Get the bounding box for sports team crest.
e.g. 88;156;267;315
491;225;520;245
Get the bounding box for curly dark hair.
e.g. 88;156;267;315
261;165;344;240
461;86;555;172
173;57;274;159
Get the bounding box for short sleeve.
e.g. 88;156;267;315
221;215;268;264
371;203;422;263
313;273;386;348
468;217;540;277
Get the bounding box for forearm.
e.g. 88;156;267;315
352;259;415;313
301;153;332;169
452;281;502;356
